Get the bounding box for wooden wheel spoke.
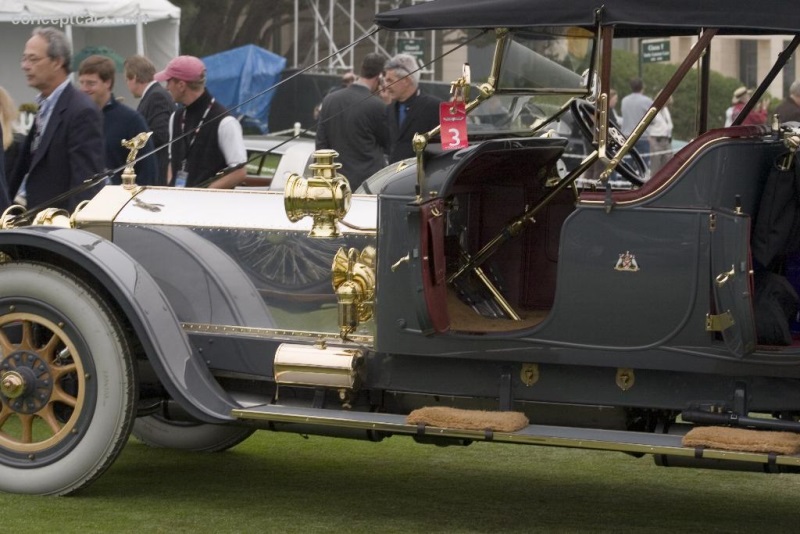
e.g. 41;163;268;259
51;386;78;408
41;333;62;364
0;403;13;428
0;327;15;355
20;320;35;350
38;405;63;436
19;414;34;443
51;362;77;380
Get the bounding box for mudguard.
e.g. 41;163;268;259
0;226;236;423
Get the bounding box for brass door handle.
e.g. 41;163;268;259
715;265;735;287
391;253;410;272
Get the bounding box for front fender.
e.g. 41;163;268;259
0;227;235;423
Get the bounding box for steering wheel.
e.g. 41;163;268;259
569;99;648;186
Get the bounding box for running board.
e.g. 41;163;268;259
232;404;800;468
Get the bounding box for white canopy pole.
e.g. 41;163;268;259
136;20;144;55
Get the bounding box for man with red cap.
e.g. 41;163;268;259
154;55;246;188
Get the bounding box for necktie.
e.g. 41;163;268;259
32;102;47;152
31;99;50;152
398;103;408;126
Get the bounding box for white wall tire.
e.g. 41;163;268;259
0;262;136;495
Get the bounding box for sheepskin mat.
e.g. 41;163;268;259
406;407;529;432
682;426;800;455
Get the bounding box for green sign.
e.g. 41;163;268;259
641;40;671;63
397;36;426;65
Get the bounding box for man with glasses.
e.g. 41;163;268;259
8;27;105;212
383;54;442;163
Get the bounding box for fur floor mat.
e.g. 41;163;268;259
682;426;800;455
406;407;529;432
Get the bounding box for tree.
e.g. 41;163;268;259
171;0;302;58
611;49;766;141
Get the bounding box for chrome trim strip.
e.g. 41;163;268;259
182;322;374;345
232;404;800;466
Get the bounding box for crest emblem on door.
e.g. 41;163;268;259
614;251;640;272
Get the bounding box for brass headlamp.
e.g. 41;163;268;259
284;149;352;237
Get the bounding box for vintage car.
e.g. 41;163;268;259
240;133;316;191
2;0;800;496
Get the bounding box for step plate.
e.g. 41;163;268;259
233;404;800;467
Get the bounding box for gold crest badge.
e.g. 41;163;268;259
614;251;640;272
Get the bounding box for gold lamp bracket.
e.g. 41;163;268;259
284;149;352;238
332;246;376;339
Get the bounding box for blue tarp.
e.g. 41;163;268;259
203;45;286;133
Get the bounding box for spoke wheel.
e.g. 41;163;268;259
0;314;85;453
0;262;136;495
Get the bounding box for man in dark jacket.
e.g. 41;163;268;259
125;54;175;185
383;53;442;164
78;54;158;186
315;53;389;191
9;27;105;212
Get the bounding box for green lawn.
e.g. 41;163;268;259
2;431;799;533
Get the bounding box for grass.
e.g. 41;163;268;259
2;431;800;533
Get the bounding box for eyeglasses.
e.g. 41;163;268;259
20;55;46;66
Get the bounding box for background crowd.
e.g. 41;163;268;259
2;26;800;214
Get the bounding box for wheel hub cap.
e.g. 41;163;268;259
1;370;25;398
0;351;54;413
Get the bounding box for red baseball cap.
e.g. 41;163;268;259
154;55;206;83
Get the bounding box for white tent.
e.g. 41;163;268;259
0;0;180;109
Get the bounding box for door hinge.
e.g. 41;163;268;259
708;213;716;232
706;311;735;332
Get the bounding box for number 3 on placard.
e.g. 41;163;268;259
439;102;468;150
447;128;461;147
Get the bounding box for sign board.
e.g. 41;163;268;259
397;36;426;67
641;39;671;63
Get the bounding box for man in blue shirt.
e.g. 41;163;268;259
78;54;157;186
9;27;105;212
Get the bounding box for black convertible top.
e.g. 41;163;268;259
374;0;800;37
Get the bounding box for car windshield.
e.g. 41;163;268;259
445;27;594;135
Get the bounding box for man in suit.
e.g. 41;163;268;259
383;53;442;163
124;55;174;186
315;53;389;191
9;27;104;212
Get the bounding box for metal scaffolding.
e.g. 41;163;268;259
292;0;434;77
